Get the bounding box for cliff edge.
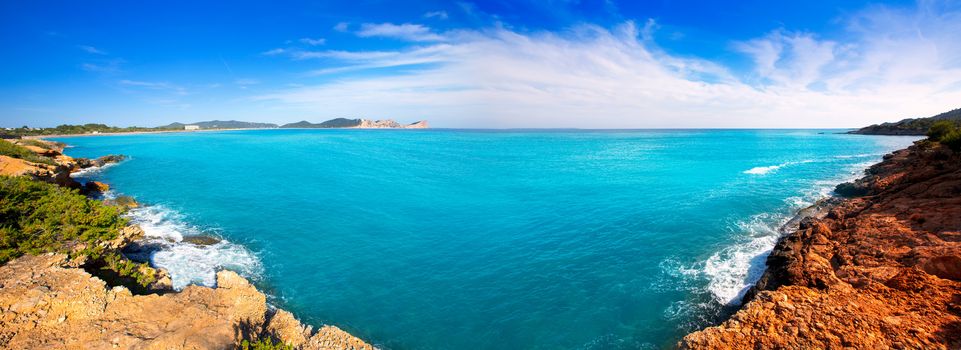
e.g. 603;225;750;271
0;254;373;350
0;138;377;350
680;141;961;349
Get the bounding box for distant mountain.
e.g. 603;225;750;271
849;108;961;135
160;120;278;129
280;118;429;129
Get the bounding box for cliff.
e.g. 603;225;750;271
680;141;961;348
849;107;961;135
0;138;377;350
0;254;373;349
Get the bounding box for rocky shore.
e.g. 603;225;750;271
0;139;376;349
680;140;961;348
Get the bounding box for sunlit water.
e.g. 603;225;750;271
55;129;917;349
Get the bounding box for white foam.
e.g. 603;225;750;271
703;156;884;305
70;162;119;178
703;215;781;304
152;241;262;289
743;160;813;175
125;206;262;290
127;205;197;242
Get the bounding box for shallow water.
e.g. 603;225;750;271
55;129;917;349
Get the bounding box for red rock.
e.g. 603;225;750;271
681;141;961;349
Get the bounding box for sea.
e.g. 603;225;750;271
54;129;918;349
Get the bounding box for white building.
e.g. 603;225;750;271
184;125;201;130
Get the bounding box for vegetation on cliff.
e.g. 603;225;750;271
240;338;295;350
280;118;365;128
0;139;57;165
927;120;961;151
0;175;154;286
3;123;175;137
849;107;961;135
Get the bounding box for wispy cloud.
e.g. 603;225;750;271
262;48;287;56
356;23;445;42
299;37;326;46
78;45;107;55
81;58;124;73
256;3;961;128
424;11;448;20
333;22;349;32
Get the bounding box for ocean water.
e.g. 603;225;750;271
55;129;917;349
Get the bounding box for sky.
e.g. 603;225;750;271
1;0;960;128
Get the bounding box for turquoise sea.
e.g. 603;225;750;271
55;129;917;349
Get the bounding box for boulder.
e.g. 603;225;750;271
84;180;110;193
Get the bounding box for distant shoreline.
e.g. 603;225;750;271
24;128;261;139
25;126;438;139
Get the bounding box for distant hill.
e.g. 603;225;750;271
160;120;278;129
280;118;428;129
849;108;961;135
280;118;363;128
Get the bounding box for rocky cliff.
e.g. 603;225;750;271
0;254;373;350
0;138;377;350
680;141;961;349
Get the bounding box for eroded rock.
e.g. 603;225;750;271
681;141;961;349
0;254;377;350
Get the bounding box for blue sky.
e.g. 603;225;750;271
2;0;959;128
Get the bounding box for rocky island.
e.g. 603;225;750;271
681;119;961;348
0;138;376;349
280;118;429;129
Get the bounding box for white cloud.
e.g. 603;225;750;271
262;48;286;56
80;58;124;73
78;45;107;55
424;11;449;20
333;22;349;32
299;37;326;46
355;23;445;42
257;3;961;128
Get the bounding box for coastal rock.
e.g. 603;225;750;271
0;254;376;350
103;225;146;250
182;235;222;245
84;180;110;193
74;154;126;170
0;154;80;188
681;141;961;349
404;120;429;129
96;154;126;165
356;119;401;128
107;195;140;209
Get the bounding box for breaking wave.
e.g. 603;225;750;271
742;159;814;175
124;205;262;290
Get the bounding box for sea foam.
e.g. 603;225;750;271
743;159;814;175
125;205;261;290
703;154;883;305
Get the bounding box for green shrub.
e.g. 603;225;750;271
240;338;293;350
0;140;56;165
19;139;64;151
941;129;961;151
0;175;154;286
927;120;958;141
